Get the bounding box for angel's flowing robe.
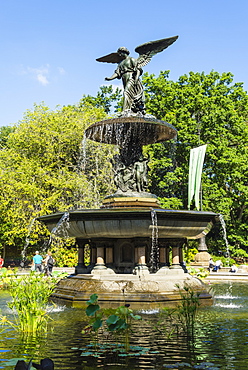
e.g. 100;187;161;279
115;57;145;112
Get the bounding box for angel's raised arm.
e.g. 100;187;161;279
105;72;119;81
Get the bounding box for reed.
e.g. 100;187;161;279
0;272;60;334
175;284;200;337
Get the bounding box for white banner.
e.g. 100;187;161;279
188;144;207;210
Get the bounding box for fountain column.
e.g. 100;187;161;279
165;247;170;267
75;239;88;274
159;247;166;266
134;246;149;275
94;247;107;269
158;242;170;269
179;245;187;272
105;247;113;265
170;241;184;270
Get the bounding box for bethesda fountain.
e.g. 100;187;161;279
39;36;218;307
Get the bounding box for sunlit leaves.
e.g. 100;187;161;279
143;70;248;252
0;102;115;255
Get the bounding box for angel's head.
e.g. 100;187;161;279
117;47;130;57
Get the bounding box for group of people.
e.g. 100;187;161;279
32;251;55;276
209;258;223;272
209;258;238;273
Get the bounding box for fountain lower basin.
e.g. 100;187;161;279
39;207;217;307
39;208;217;240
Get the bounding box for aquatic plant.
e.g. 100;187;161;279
0;267;18;289
175;284;200;336
106;304;142;352
151;306;178;338
0;271;62;334
82;293;104;348
156;284;201;340
164;361;220;369
82;294;142;353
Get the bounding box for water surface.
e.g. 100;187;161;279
0;282;247;369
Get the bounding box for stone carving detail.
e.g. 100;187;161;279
112;148;149;193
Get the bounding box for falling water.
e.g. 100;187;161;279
51;212;70;238
219;214;230;263
47;212;70;248
21;217;37;262
150;208;159;273
78;134;87;172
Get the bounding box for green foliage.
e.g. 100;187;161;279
80;85;122;114
211;255;235;267
106;305;141;352
228;246;248;258
48;237;78;267
82;294;141;353
143;70;248;253
155;285;201;340
0;102;115;256
82;294;104;348
183;246;199;263
0;268;18;289
0;125;15;149
175;284;200;336
187;267;209;279
0;272;61;334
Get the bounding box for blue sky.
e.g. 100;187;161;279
1;0;248;127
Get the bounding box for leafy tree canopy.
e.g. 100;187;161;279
0;102;115;255
142;70;248;252
79;85;122;114
1;72;247;260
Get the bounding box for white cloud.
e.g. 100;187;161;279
19;64;66;86
20;64;50;86
58;67;65;75
29;65;50;86
36;72;49;86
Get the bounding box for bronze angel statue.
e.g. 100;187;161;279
96;36;178;114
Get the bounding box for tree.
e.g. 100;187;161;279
142;70;248;252
79;85;122;114
0;125;15;149
0;102;115;257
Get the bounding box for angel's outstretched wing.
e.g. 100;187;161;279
135;35;178;68
96;52;123;64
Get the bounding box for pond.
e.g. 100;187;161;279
0;282;248;370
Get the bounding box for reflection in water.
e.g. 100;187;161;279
0;283;248;369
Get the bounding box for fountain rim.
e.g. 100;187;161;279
38;208;219;223
84;116;178;145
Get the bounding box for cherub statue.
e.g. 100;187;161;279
96;36;178;114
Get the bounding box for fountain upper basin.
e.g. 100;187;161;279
84;116;177;146
38;208;218;240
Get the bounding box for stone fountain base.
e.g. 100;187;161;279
51;269;213;309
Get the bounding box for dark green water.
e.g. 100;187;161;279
0;282;248;370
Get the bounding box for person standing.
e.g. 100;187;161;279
0;255;4;268
209;258;215;271
43;251;55;276
33;251;43;272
